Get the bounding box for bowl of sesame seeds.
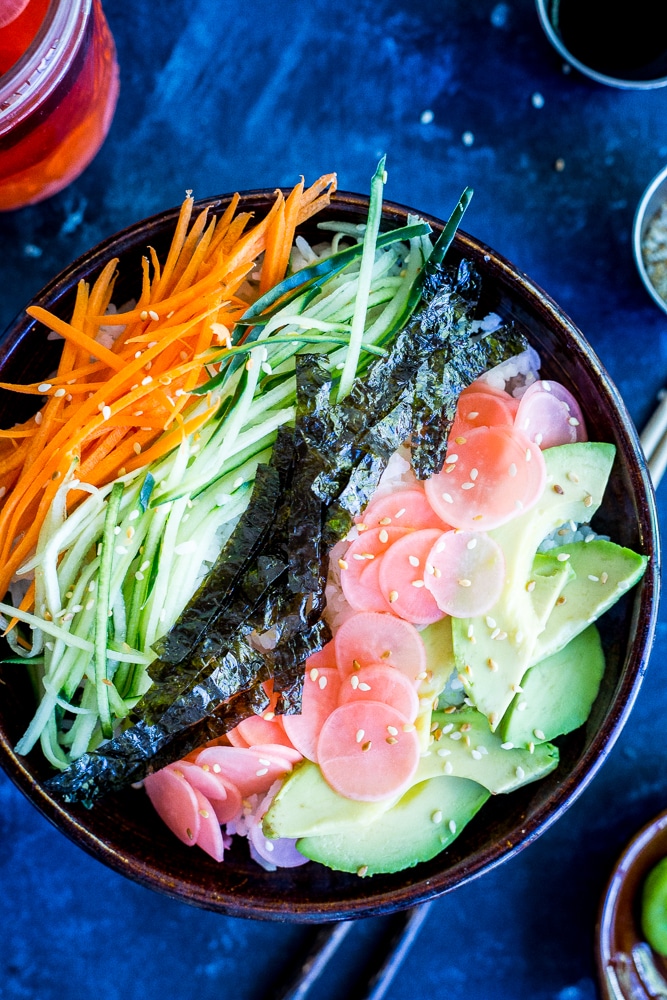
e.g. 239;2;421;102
633;163;667;315
0;189;659;920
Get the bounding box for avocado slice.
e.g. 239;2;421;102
296;776;490;875
417;706;559;792
451;441;616;729
262;759;398;839
532;539;648;663
498;623;606;747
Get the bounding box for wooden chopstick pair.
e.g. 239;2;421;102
273;902;433;1000
640;389;667;487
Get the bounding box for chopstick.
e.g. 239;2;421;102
272;902;433;1000
640;388;667;487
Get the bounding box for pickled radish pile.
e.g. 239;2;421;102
144;369;590;868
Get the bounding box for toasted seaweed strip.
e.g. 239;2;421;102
45;682;271;807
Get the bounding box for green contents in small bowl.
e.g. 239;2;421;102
642;857;667;955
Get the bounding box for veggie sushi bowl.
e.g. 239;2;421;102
0;180;659;921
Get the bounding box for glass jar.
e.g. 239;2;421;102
0;0;119;211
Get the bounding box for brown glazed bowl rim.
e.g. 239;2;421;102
0;189;660;921
596;809;667;999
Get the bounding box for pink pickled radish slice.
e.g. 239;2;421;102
358;487;450;531
305;641;338;671
194;745;294;797
253;742;304;765
353;551;394;614
208;776;243;825
461;378;518;402
235;712;294;749
317;700;420;801
248;823;309;868
144;767;201;846
334;611;427;683
226;728;251;748
173;760;231;803
191;785;225;862
450;389;518;441
424;529;506;617
282;666;341;762
338;663;420;722
377;528;445;625
339;526;411;611
515;379;588;448
424;425;546;530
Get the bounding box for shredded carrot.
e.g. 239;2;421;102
0;174;337;603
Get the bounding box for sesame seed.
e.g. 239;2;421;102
515;766;525;780
588;574;600;582
318;676;328;689
389;590;399;603
149;310;159;322
556;552;570;562
431;810;443;824
412;579;425;588
467;412;479;420
600;572;608;584
353;659;361;670
444;761;453;774
517;701;528;712
534;728;546;740
395;507;406;518
102;405;111;420
470;468;479;480
402;722;416;732
309;667;319;681
501;742;514;750
461;482;475;490
357;866;368;877
408;555;420;567
356;729;365;743
455;436;466;444
446;454;459;464
553;484;564;494
129;510;140;521
467;538;477;550
467;624;475;639
34;411;43;425
141;376;152;386
381;650;392;659
490;627;500;639
568;417;579;426
358;682;371;691
525;448;532;462
379;529;389;543
338;558;348;570
386;736;398;745
38;383;52;393
485;616;496;628
471;750;483;760
212;764;221;773
441;492;454;503
442;724;454;735
437;748;451;757
526;580;536;591
256;768;269;776
487;658;498;671
528;742;535;754
387;725;398;736
450;731;463;741
583;494;593;507
133;442;142;455
458;578;472;587
448;819;457;834
567;471;579;482
379;516;392;525
361;740;372;752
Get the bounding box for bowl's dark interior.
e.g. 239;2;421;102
0;191;659;921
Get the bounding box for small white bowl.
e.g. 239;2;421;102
633;163;667;316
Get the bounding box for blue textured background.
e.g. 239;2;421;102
1;2;667;998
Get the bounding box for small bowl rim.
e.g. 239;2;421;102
596;807;667;1000
0;188;660;920
535;0;667;90
632;162;667;316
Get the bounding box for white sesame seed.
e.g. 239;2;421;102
556;552;570;562
588;574;600;582
102;405;112;420
408;555;420;567
470;468;479;481
517;701;528;712
318;676;328;689
535;433;543;446
501;742;514;750
448;819;457;834
350;675;360;689
445;454;459;464
437;748;451;757
431;810;443;824
38;383;52;393
411;579;425;588
358;682;371;691
450;731;463;741
394;507;406;518
444;761;453;774
485;616;496;629
387;725;398;736
467;538;477;550
471;749;483;760
441;492;454;504
490;627;501;639
149;310;159;322
534;729;546;740
441;724;454;735
525;448;532;462
256;768;269;777
515;766;525;780
467;412;479;420
379;529;389;543
34;411;43;425
309;667;319;681
356;729;365;743
389;590;399;603
461;482;475;490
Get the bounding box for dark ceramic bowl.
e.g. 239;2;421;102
0;190;660;921
596;810;667;999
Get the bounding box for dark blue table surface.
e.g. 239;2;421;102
2;2;667;998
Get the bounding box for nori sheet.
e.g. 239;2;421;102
45;259;528;805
